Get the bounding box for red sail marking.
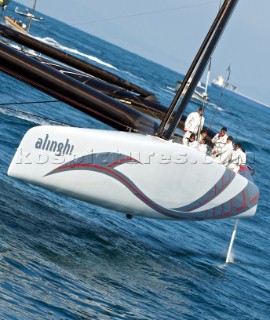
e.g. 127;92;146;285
236;190;247;211
250;194;259;204
224;199;233;217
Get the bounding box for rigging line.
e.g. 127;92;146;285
27;0;37;34
72;1;217;26
0;100;59;106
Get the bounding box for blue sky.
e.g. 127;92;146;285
15;0;270;105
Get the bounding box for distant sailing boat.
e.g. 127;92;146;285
175;78;210;105
176;58;211;106
15;2;43;22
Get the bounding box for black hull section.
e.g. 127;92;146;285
0;42;158;134
0;24;216;139
0;25;155;99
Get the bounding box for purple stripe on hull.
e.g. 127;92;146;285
45;153;258;220
175;170;235;212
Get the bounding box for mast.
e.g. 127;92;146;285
156;0;239;139
204;58;212;97
27;0;37;33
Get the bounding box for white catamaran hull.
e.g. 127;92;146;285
7;126;259;221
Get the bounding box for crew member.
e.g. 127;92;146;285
197;138;208;154
187;133;199;149
182;107;205;145
211;127;228;157
227;142;246;173
215;136;233;165
199;129;208;142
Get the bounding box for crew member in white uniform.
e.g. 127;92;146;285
198;129;208;142
182;107;205;145
227;142;246;173
187;133;199;149
211;127;228;157
197;138;208;154
214;136;233;165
